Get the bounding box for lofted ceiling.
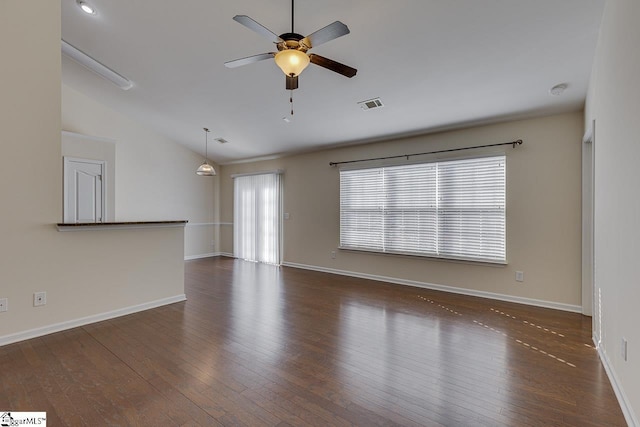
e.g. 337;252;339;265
61;0;605;164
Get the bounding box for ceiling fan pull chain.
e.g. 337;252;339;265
290;90;294;115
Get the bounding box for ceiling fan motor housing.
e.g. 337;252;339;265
278;33;308;51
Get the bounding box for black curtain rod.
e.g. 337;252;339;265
329;139;523;167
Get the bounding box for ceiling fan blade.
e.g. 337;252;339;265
301;21;350;49
224;52;276;68
233;15;283;44
309;54;357;78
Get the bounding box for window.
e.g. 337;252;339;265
233;172;282;265
340;155;506;263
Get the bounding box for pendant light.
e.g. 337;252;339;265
196;128;216;176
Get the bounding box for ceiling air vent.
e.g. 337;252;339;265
215;137;229;144
358;97;384;110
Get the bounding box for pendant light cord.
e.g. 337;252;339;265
291;0;294;33
203;127;210;160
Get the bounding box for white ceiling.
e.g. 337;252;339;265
61;0;604;164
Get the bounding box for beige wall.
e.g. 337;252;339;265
0;0;185;343
585;0;640;423
220;112;583;309
62;84;220;258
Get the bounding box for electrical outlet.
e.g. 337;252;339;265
515;271;524;282
210;240;215;247
0;298;7;312
331;251;336;259
622;338;628;361
284;212;290;220
34;292;46;307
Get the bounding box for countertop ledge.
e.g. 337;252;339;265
56;220;188;231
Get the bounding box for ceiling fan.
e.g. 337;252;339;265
224;0;357;91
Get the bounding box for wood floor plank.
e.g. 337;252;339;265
0;257;627;426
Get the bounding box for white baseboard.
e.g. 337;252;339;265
596;341;639;427
185;252;218;260
282;262;582;313
0;294;187;347
184;252;235;260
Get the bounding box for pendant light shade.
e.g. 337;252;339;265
196;162;216;176
275;49;310;77
196;128;216;176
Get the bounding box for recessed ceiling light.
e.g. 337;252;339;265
549;83;568;96
77;1;96;15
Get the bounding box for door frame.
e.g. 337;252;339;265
63;156;107;223
582;120;595;318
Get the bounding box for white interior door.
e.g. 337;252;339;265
64;157;106;223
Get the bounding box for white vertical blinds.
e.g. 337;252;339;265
340;156;506;263
233;172;282;265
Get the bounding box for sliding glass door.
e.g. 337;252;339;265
233;172;282;265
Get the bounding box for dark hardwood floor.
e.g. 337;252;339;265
0;257;627;426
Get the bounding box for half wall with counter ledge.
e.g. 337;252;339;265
0;221;188;346
56;220;188;231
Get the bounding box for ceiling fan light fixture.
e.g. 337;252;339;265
275;50;310;77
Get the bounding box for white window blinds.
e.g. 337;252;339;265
340;156;506;263
233;172;282;265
